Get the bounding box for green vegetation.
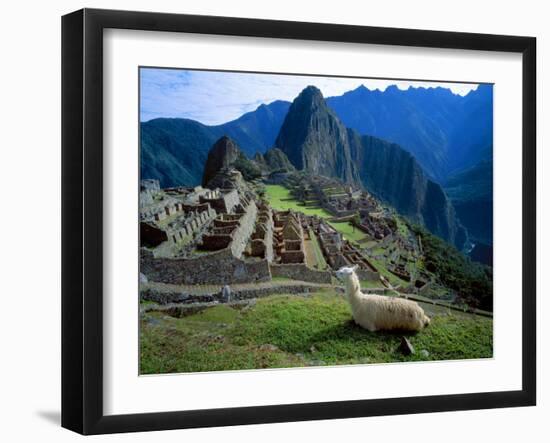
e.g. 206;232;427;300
264;183;491;310
265;185;331;217
370;246;386;256
368;257;409;287
360;280;385;289
327;221;366;243
140;292;493;374
265;185;367;244
306;229;329;270
266;184;412;289
395;216;409;237
271;276;293;283
234;154;262;181
410;224;493;311
265;185;365;242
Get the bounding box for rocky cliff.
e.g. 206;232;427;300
202;136;244;186
275;86;360;186
202;137;294;188
262;147;295;172
445;159;493;245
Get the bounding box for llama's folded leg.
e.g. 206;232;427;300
365;322;377;332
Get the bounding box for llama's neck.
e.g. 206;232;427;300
344;273;362;304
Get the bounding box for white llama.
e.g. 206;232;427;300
335;265;430;332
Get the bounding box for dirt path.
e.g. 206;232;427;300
141;280;492;318
142;279;332;295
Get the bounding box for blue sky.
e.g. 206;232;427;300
140;68;480;125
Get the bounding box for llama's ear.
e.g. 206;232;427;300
352;264;359;271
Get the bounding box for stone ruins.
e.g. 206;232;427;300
139;170;435;299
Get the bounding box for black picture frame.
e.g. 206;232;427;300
61;8;537;435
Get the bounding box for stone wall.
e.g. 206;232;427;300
141;247;271;285
200;189;239;214
401;280;432;295
140;282;328;306
168;208;217;245
264;211;274;262
140;222;168;247
250;239;266;257
270;263;332;284
322;201;357;218
200;235;232;250
264;172;291;184
418;281;432;295
139;189;154;208
253;206;274;262
181;202;212;213
280;249;305;263
230;201;257;258
140;179;160;192
356;268;380;282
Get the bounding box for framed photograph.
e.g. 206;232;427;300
62;8;536;435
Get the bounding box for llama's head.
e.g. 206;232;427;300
335;265;359;282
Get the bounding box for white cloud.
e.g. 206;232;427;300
140;68;481;125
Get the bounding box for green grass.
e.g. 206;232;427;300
140;292;493;374
327;221;367;243
370;246;386;256
265;185;366;244
271;276;293;283
360;280;384;289
264;185;331;218
395;216;410;237
365;257;409;287
265;184;405;287
265;185;365;242
308;229;328;270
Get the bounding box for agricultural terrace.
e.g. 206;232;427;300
264;185;367;243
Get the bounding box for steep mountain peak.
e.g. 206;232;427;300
465;83;493;102
385;84;400;94
293;85;326;109
211;135;239;156
202;136;243;186
301;84;323;95
275;86;359;184
344;84;373;98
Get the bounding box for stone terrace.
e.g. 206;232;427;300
273;210;306;264
316;222;379;281
139;183;219;248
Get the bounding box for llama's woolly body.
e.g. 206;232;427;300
338;267;430;332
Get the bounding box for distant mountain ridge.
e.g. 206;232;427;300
326;84;493;182
214;100;290;156
444;159;493;245
141;118;219;188
141;83;492;188
140;100;290;188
